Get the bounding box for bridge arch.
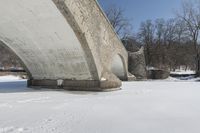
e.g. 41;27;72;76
111;54;127;81
0;40;32;79
0;0;129;91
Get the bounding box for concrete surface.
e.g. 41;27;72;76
0;0;128;91
129;47;147;80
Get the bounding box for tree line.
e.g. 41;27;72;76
137;18;196;71
0;44;21;69
105;0;200;72
0;0;200;73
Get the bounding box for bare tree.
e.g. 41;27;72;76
0;44;21;69
174;19;189;44
138;20;155;66
105;5;132;38
177;0;200;75
155;19;165;45
164;19;180;69
154;19;166;65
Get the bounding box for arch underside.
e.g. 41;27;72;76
111;54;126;81
0;0;94;80
0;0;129;91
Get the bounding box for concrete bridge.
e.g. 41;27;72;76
0;0;129;91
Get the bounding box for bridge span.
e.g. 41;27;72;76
0;0;129;91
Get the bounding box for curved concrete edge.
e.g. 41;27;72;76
52;0;100;80
52;0;129;81
0;40;33;79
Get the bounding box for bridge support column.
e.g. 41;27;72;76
27;77;121;92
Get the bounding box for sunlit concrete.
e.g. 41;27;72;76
0;0;128;91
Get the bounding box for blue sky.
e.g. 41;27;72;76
98;0;183;31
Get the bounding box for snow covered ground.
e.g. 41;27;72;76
0;76;200;133
170;70;196;75
0;75;22;82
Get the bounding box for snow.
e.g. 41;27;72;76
0;75;23;82
169;70;198;81
0;76;200;133
170;70;196;75
160;76;200;82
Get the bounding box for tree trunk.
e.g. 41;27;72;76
194;40;200;76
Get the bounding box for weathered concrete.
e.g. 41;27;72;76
0;0;128;91
128;47;147;80
147;69;170;79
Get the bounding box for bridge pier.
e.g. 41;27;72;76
28;78;121;91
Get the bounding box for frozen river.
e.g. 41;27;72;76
0;76;200;133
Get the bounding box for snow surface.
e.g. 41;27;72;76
0;76;200;133
0;75;23;82
170;70;196;75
